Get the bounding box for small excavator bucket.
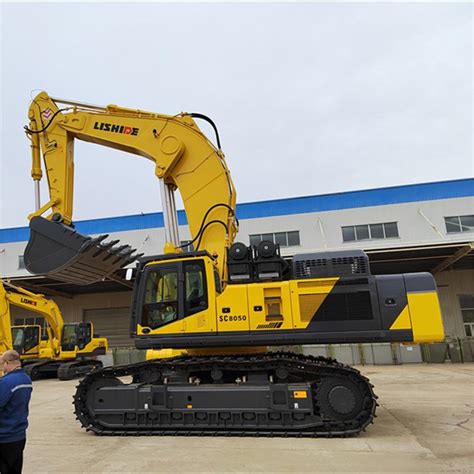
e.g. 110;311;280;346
24;216;142;285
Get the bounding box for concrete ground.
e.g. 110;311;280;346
23;364;473;473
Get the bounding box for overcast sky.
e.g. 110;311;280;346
0;2;472;229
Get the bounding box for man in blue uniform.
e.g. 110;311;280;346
0;350;33;474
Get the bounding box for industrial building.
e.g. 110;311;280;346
1;177;473;350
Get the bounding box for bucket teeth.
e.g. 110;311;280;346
101;239;120;251
118;247;135;259
126;252;144;265
91;239;117;257
92;234;110;245
103;244;130;262
82;234;109;252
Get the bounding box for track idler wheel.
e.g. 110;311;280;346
316;376;366;421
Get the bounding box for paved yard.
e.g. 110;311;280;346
23;364;474;472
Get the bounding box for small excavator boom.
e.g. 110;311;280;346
0;284;13;354
1;281;62;356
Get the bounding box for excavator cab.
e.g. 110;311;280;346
12;325;41;357
61;322;92;352
133;253;214;340
25;216;140;285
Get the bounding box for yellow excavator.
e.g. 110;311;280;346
23;91;444;436
0;281;107;380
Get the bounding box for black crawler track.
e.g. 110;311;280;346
23;359;102;381
73;352;377;437
57;360;103;381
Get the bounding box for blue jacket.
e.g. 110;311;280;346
0;368;33;443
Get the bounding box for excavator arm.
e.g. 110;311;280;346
0;283;13;353
25;92;237;285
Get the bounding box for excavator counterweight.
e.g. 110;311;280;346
25;216;139;285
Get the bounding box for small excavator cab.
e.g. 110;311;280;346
61;323;93;352
24;216;140;285
12;325;41;356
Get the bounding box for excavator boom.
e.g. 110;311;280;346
25;92;237;285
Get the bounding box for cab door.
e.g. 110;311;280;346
12;325;40;357
181;260;215;334
140;264;184;335
137;258;216;337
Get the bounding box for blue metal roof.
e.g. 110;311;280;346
1;178;472;244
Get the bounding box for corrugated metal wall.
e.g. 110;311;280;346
435;269;474;337
83;307;133;348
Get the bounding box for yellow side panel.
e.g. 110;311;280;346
146;349;187;360
138;317;184;336
216;285;250;332
78;335;108;356
389;305;411;330
408;291;444;343
298;294;327;323
247;282;293;331
183;308;216;334
138;305;214;336
290;278;339;329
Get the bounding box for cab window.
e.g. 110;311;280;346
185;261;208;316
75;323;92;349
12;326;39;354
12;327;24;348
142;268;179;329
62;324;77;345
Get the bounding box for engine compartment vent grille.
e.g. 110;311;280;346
293;250;370;279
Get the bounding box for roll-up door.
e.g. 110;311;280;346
83;307;132;348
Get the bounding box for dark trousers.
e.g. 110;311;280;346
0;439;26;474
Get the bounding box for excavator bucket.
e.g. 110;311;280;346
24;216;141;285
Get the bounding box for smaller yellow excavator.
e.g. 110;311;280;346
0;281;108;380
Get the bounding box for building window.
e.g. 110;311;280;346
459;295;474;337
249;231;300;247
445;215;474;234
342;222;399;242
18;255;25;269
